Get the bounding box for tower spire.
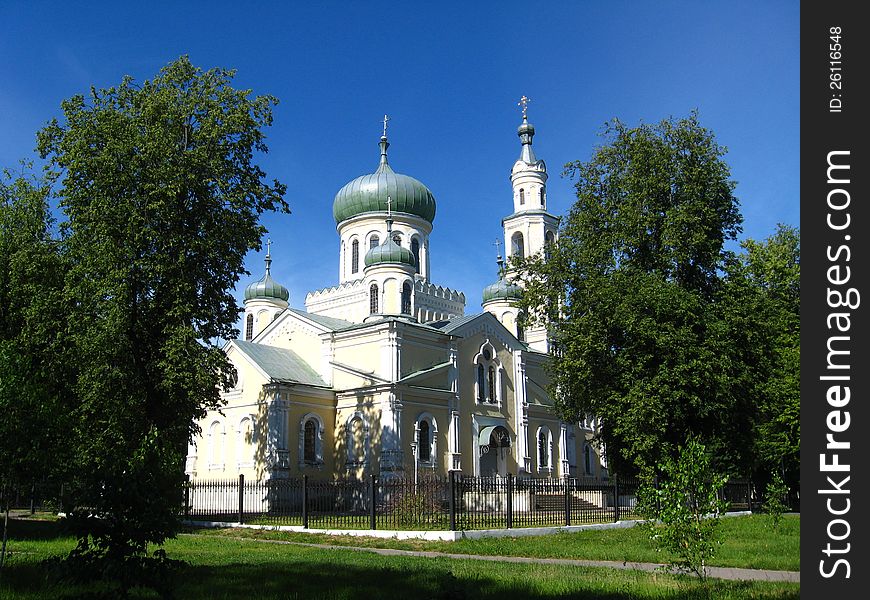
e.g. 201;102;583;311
265;238;273;275
378;114;391;170
516;95;537;164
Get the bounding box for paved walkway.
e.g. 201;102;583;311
215;535;800;583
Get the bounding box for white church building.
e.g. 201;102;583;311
185;107;603;481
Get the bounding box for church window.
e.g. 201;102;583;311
237;416;254;468
418;420;430;462
540;188;545;206
209;420;224;469
369;235;379;250
245;314;254;341
537;427;552;472
345;413;369;469
477;364;486;402
303;419;316;463
411;238;420;273
475;343;502;405
392;232;402;246
299;414;324;468
519;188;525;205
370;284;379;314
545;230;555;259
511;232;524;258
401;281;412;315
351;239;359;274
584;444;593;475
516;311;525;342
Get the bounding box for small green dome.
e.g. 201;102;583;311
333;137;436;224
365;235;416;268
244;250;289;302
482;277;523;303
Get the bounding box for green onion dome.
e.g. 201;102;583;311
365;231;416;268
333;136;436;224
482;256;522;303
244;249;289;302
482;278;522;303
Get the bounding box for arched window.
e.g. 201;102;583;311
418;420;430;462
511;232;524;258
519;188;525;205
477;364;486;403
392;232;402;246
237;416;254;468
245;313;254;341
537;427;551;471
304;419;317;463
516;311;525;342
209;421;224;470
351;239;359;274
487;366;496;403
346;413;369;468
545;230;555;259
540;188;545;206
369;235;379;250
401;281;412;315
370;283;379;314
584;444;594;475
411;238;420;274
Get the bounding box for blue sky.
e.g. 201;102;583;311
1;1;798;325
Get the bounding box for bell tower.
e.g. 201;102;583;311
502;97;558;352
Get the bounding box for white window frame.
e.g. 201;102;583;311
299;412;325;469
414;412;438;468
536;426;553;475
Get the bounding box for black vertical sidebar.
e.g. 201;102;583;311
801;1;869;596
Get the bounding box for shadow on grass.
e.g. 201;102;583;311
5;517;70;541
173;557;795;600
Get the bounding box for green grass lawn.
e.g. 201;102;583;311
197;513;800;572
0;516;799;599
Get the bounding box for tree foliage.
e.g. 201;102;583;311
638;438;728;581
515;113;750;475
0;166;71;489
35;56;287;582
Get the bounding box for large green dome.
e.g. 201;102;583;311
333;137;436;224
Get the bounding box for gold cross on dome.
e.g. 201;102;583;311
385;195;392;217
493;239;502;257
382;114;390;137
518;95;531;118
266;238;272;256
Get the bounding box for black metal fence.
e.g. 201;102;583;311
184;474;755;531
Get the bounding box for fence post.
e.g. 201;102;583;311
302;475;309;529
184;475;190;519
238;474;244;525
506;473;513;529
613;474;620;522
746;480;753;512
448;471;457;531
369;474;377;530
30;481;36;515
59;483;65;514
564;477;571;527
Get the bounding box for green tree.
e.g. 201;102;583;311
0;166;71;572
514;113;750;475
739;225;800;486
638;438;728;582
36;56;287;588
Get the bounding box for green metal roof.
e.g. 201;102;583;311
332;137;436;224
244;252;289;302
233;340;328;387
286;308;353;331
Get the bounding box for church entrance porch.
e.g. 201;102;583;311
478;425;511;477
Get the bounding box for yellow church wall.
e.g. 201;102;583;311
334;394;383;479
332;329;388;389
282;391;337;476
